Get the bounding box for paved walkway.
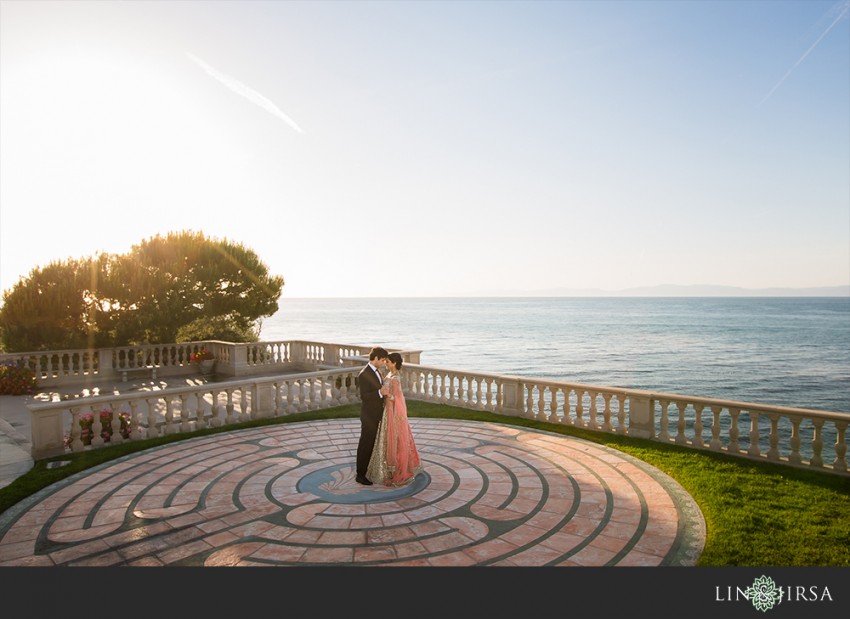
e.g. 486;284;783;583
0;416;705;566
0;394;36;489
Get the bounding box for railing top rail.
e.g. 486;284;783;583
1;348;97;358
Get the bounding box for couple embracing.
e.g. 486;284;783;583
355;347;423;486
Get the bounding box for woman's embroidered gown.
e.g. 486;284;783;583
366;372;423;486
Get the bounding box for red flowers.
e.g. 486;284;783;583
189;349;215;364
0;362;37;395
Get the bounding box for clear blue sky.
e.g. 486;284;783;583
1;0;848;297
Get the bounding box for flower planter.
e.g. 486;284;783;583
198;359;216;378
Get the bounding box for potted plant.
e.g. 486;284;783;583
190;348;216;377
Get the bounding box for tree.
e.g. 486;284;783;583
0;231;284;351
0;255;112;351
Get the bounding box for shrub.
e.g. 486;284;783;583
0;361;37;395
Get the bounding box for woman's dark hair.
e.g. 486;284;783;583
388;352;403;369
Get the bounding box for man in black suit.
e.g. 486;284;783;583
355;346;389;485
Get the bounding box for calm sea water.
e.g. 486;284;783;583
260;297;850;414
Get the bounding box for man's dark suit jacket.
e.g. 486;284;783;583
358;364;383;421
355;364;384;477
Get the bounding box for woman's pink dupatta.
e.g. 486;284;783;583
383;375;422;486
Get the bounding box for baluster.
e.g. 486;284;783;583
146;397;159;438
165;398;176;435
91;405;105;447
299;379;310;412
272;381;282;417
525;384;534;419
692;404;705;448
109;404;124;445
297;380;308;412
788;417;803;464
321;376;332;408
69;407;84;451
729;408;740;453
466;376;474;408
225;389;237;425
195;392;207;429
763;413;779;460
587;392;599;430
338;374;350;406
747;411;761;457
240;386;250;420
180;394;192;433
575;389;585;427
208;390;221;427
616;394;626;434
675;402;687;445
811;419;824;467
536;386;547;421
658;400;670;442
833;422;847;473
128;400;142;441
328;375;339;407
602;394;613;432
439;374;446;404
485;378;499;413
286;380;297;414
309;378;320;410
449;375;457;406
709;406;722;450
559;388;570;425
557;388;570;425
547;387;558;423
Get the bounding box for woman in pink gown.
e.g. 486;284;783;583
366;352;423;486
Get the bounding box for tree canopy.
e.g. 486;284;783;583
0;231;284;352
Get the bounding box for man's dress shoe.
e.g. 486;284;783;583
355;475;373;486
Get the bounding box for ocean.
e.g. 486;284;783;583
260;297;850;414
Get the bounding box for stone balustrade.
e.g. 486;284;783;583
28;366;363;458
0;340;421;386
13;340;848;476
403;364;848;475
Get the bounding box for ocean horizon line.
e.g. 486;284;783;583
279;293;850;300
278;284;850;300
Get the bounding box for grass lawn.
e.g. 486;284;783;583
2;401;848;566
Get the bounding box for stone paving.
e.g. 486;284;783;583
0;418;705;566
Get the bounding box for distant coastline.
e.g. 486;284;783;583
282;284;850;299
477;284;850;298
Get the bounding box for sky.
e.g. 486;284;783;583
1;0;848;298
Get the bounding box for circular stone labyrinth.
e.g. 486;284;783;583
0;419;704;567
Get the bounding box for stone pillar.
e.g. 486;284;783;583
255;383;274;417
627;394;656;439
98;348;115;381
402;350;422;364
499;378;524;417
226;344;249;377
30;407;66;459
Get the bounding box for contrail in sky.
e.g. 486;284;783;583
186;52;304;134
758;0;850;107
